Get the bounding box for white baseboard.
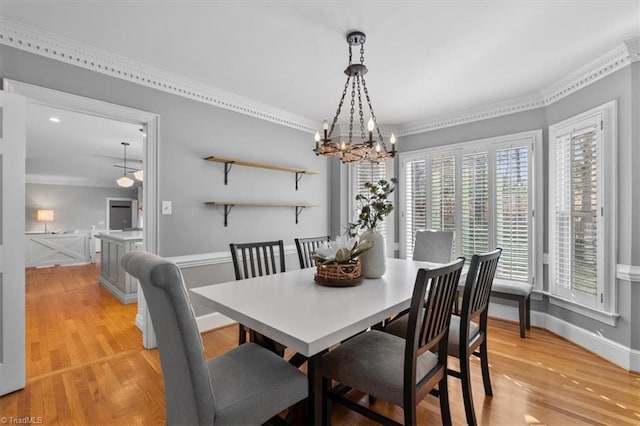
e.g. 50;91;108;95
488;302;638;372
196;312;236;333
135;313;144;332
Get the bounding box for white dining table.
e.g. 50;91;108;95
190;257;465;423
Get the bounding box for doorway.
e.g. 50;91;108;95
4;78;159;350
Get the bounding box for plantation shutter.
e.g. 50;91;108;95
554;127;599;296
571;130;598;294
355;162;388;241
430;153;456;254
495;146;529;281
554;134;572;290
461;151;489;259
403;159;426;258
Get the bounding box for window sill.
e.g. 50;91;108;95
540;291;619;326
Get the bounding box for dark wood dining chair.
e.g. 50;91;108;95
294;236;330;269
386;248;502;426
121;251;307;425
316;258;465;426
229;240;287;356
448;248;501;425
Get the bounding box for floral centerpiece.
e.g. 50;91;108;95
312;236;374;286
349;178;397;278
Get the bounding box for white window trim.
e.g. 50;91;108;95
399;130;543;289
347;159;396;257
548;100;617;318
547;293;620;326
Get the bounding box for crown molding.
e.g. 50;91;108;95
540;41;633;104
2;17;636;138
399;39;637;137
0;17;316;134
399;93;545;136
624;36;640;63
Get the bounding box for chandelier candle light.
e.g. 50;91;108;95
314;31;396;164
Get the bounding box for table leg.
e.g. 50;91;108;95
308;354;326;425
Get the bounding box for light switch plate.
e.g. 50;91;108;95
162;200;172;215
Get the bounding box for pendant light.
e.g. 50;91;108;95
116;142;135;188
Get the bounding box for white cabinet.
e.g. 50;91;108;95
97;231;143;304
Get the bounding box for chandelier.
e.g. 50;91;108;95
314;31;396;164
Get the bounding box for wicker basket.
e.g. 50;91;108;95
314;260;363;287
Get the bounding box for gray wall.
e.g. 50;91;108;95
1;45;331;256
400;65;638;350
25;183;136;233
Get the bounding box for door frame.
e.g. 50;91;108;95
3;78;159;349
0;90;27;395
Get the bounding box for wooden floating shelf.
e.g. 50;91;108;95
204;155;319;190
205;201;317;227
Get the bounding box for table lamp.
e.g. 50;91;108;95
36;209;54;233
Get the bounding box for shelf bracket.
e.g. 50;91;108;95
224;161;234;185
295;206;305;224
223;204;234;227
295;171;305;191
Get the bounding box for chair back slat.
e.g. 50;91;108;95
407;258;464;356
230;240;286;280
295;236;330;269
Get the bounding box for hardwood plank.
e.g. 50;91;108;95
0;262;638;425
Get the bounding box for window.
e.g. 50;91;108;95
403;158;426;257
351;160;394;254
400;130;542;286
549;101;616;313
461;150;489;260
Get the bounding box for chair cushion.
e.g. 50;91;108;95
385;313;410;339
492;280;532;297
209;343;308;426
319;330;439;407
447;315;480;357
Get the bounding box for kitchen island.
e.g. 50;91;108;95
97;231;143;303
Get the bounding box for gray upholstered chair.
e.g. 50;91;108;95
316;258;465;426
412;229;454;263
294;236;330;269
387;248;502;426
121;251;308;426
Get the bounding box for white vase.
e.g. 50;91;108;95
359;229;386;278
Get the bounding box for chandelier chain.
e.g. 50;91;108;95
360;42;365;64
356;76;365;140
349;78;356;143
329;76;351;137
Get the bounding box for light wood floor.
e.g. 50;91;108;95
1;262;638;425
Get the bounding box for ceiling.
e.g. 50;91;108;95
26;103;144;188
3;1;638;127
3;2;639;187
